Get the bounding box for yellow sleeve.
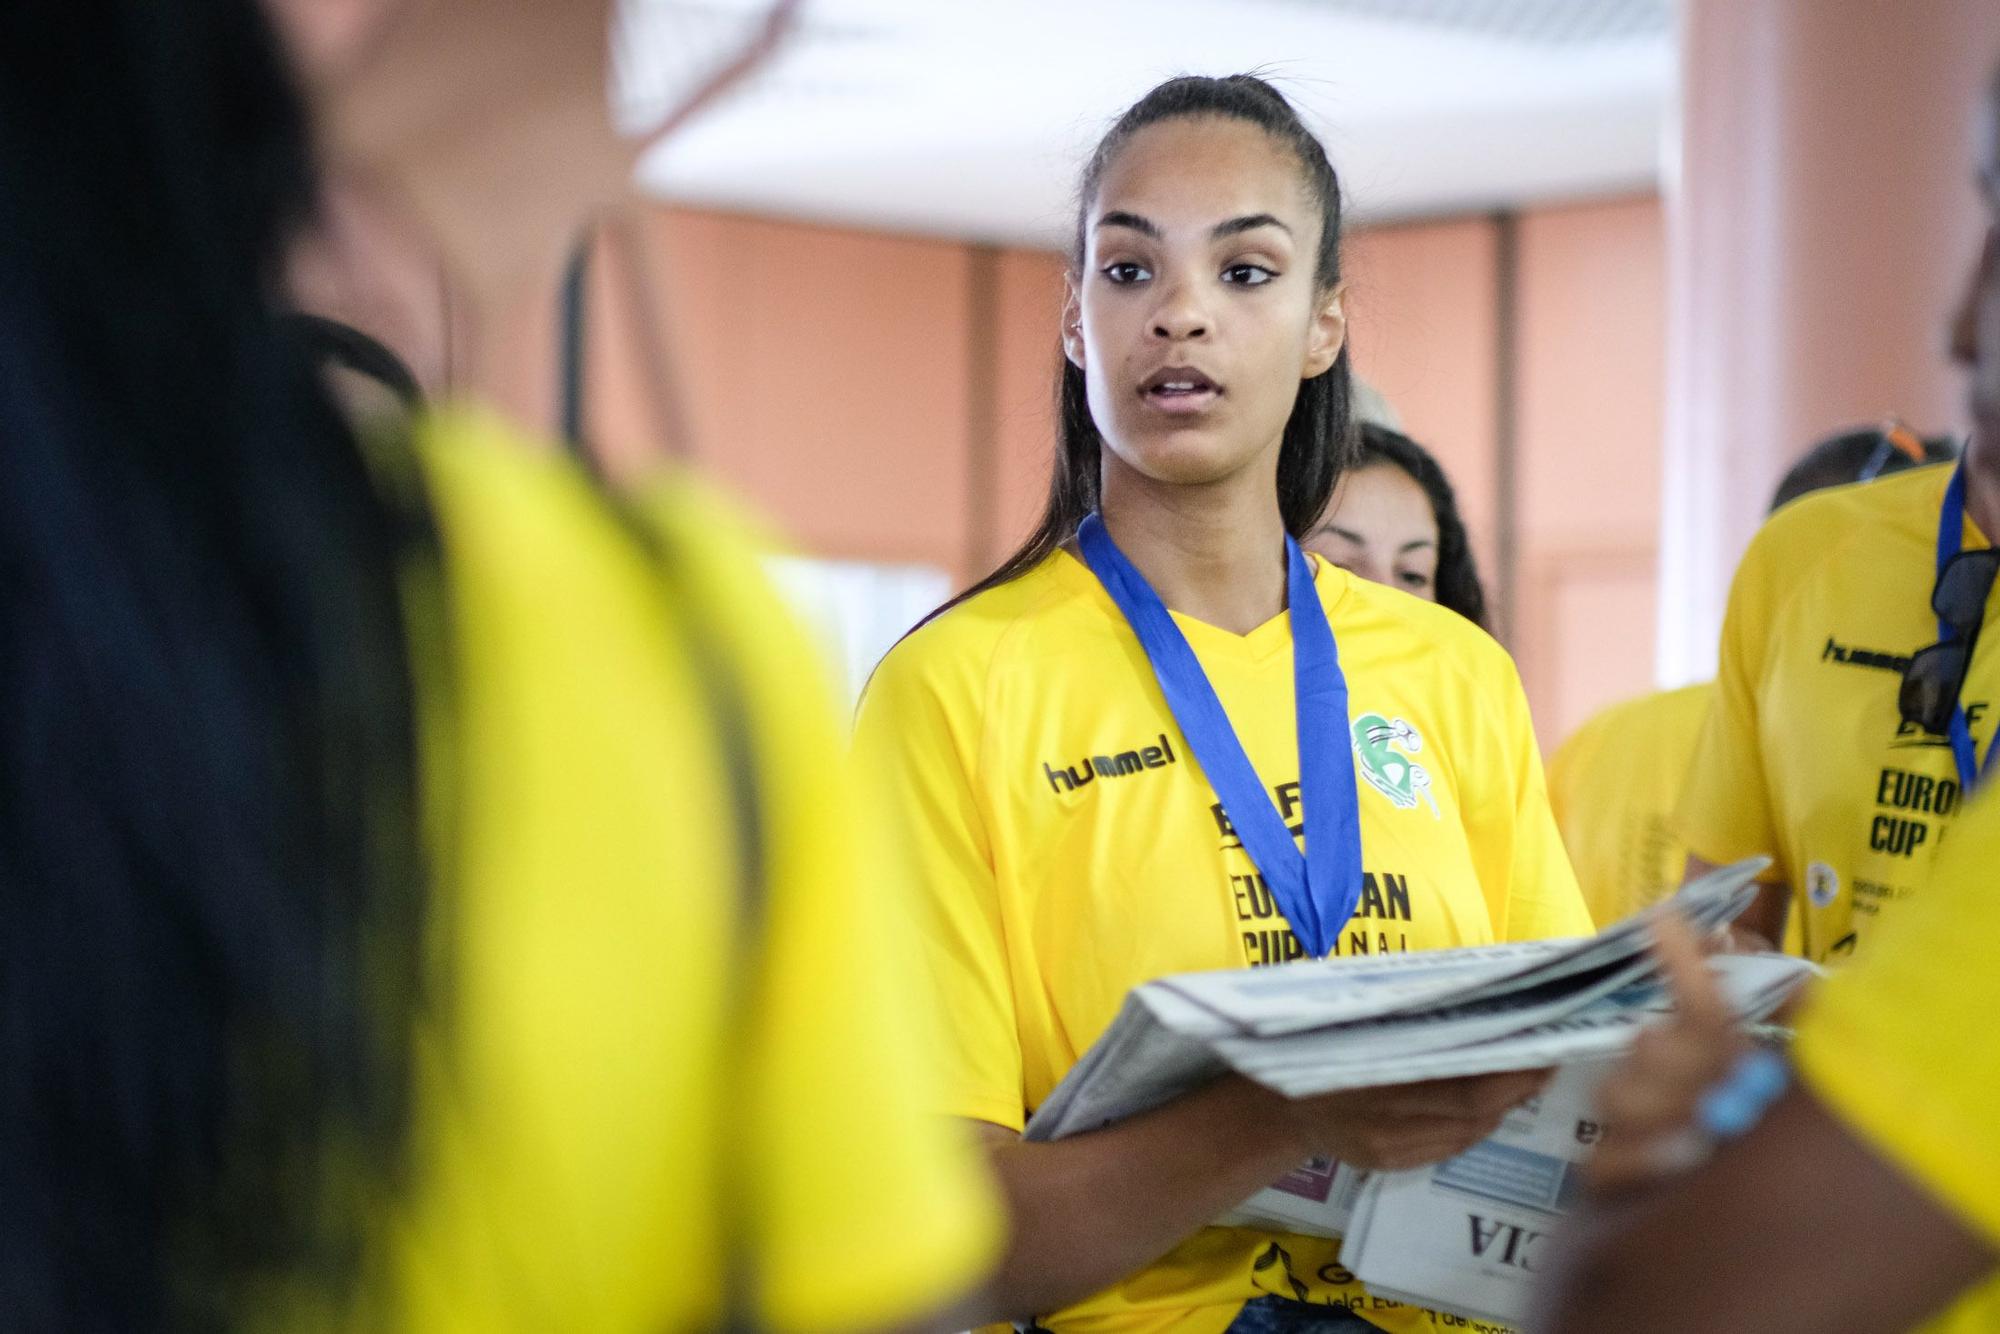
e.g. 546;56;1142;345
852;624;1029;1134
1462;647;1594;939
1543;715;1594;854
643;486;1004;1332
1674;532;1782;873
1792;794;2000;1249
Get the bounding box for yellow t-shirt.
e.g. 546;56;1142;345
1547;682;1713;928
1793;788;2000;1331
289;407;1001;1331
853;549;1589;1334
1675;465;1999;962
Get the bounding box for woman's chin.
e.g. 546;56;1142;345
1104;430;1268;491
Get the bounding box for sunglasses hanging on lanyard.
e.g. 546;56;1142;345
1899;460;2000;794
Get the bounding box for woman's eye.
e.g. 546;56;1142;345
1398;571;1433;590
1222;264;1276;286
1101;262;1151;284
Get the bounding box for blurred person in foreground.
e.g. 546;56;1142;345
1305;422;1490;627
1549;423;1953;930
0;1;998;1329
1532;63;2000;1334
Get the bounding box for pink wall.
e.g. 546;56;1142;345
1342;200;1668;746
503;196;1670;748
1515;199;1667;744
1658;0;2000;683
1343;220;1502;585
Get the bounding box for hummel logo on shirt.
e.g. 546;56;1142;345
1821;636;1911;674
1043;732;1178;793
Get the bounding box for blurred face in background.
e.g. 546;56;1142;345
1306;462;1440;601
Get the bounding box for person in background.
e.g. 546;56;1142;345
1304;422;1489;627
856;73;1588;1333
1549;423;1953;929
1673;343;1994;961
0;0;998;1328
1531;63;2000;1334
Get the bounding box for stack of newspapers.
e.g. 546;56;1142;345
1024;860;1816;1327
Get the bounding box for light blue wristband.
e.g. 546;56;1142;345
1695;1047;1790;1140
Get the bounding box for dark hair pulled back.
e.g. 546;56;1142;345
1352;423;1488;628
959;74;1356;604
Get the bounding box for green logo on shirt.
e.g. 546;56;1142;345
1352;714;1439;818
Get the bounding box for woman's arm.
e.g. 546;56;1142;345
1681;854;1787;952
959;1067;1548;1325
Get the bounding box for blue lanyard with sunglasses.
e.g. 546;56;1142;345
1933;463;2000;793
1076;513;1364;958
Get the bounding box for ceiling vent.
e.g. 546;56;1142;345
1275;0;1670;45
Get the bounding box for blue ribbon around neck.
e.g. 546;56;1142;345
1935;462;2000;793
1075;512;1364;958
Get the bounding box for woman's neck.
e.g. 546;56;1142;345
1096;454;1291;635
1965;426;2000;545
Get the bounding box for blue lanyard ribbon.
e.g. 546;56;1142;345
1934;463;1999;793
1076;513;1364;958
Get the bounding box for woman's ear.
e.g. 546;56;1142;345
1062;274;1086;370
1303;280;1348;379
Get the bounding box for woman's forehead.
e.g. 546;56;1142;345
1091;117;1317;234
1336;464;1436;529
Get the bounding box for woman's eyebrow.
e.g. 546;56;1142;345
1095;210;1160;238
1212;213;1291;239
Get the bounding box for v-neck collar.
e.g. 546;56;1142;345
1056;545;1346;667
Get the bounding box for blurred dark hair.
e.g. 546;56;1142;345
279;312;426;411
949;74;1355;609
0;1;430;1326
1349;424;1488;628
1769;423;1958;512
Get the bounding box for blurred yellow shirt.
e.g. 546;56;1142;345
297;407;1001;1332
1793;788;2000;1331
1674;465;1998;962
1547;683;1712;928
853;553;1588;1334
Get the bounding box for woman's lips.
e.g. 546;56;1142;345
1140;368;1223;415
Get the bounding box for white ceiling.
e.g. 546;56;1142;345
632;0;1676;247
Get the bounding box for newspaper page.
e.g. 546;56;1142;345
1337;953;1815;1325
1223;951;1812;1097
1339;1058;1615;1326
1025;859;1770;1146
1215;1155;1367;1235
1209;950;1812;1241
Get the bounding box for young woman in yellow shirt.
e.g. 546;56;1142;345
858;74;1590;1334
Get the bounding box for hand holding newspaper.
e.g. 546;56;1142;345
1023;860;1818;1325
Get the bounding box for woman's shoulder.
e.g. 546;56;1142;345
868;553;1092;700
415;404;757;554
1749;460;1950;575
411;405;850;745
1324;561;1519;685
413;404;798;619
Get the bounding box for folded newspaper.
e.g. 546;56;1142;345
1023;859;1818;1320
1334;1057;1620;1328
